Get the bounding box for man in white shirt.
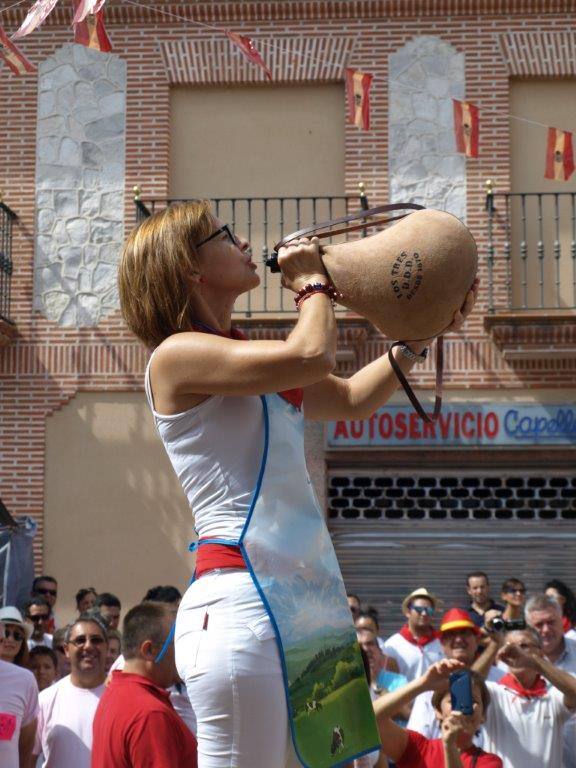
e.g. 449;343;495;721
483;627;576;768
23;597;53;650
525;593;576;768
383;587;443;682
33;614;108;767
0;620;39;768
407;607;504;740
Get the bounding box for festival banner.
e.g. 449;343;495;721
345;68;373;131
73;1;112;52
12;0;60;39
0;25;35;74
453;99;479;158
225;31;272;80
545;127;575;181
72;0;105;25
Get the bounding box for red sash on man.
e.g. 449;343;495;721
399;624;439;648
498;673;547;699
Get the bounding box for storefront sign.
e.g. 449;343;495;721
326;404;576;448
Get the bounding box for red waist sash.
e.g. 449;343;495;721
196;542;246;578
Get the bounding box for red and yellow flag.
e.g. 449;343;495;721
73;0;112;53
453;99;479;158
345;69;373;131
0;25;35;74
226;31;271;80
545;127;574;181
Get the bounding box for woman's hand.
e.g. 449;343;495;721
444;277;479;334
441;711;468;745
421;658;466;691
277;236;327;293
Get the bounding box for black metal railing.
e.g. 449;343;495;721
486;185;576;312
0;201;16;324
133;187;369;316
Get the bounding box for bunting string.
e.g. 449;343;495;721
0;0;574;171
109;0;576;137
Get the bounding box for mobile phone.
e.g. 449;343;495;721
449;670;473;716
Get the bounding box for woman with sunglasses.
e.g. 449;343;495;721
119;201;476;768
0;606;31;669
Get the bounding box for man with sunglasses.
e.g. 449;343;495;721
500;578;527;625
23;596;53;650
34;615;108;767
383;588;443;682
32;575;59;634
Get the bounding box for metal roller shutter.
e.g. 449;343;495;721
327;470;576;638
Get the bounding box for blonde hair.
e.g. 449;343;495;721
118;201;215;348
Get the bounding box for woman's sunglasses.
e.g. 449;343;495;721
196;224;240;249
4;628;25;642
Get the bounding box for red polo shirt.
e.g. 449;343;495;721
397;730;502;768
92;671;197;768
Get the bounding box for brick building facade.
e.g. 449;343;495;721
1;0;575;622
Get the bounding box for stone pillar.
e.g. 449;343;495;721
389;36;466;220
35;44;127;326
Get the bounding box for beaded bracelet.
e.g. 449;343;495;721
294;282;340;310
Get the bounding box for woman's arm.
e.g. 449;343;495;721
303;281;477;421
373;659;465;763
151;238;338;406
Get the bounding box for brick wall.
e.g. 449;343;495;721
0;0;575;564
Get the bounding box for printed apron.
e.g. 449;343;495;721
196;393;380;768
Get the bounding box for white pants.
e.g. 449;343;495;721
175;569;300;768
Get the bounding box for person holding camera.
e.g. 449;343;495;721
373;658;502;767
407;608;504;741
479;627;576;768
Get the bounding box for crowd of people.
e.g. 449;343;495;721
2;571;576;767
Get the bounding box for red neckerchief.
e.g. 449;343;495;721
498;672;547;698
191;322;303;410
562;615;572;634
399;623;439;648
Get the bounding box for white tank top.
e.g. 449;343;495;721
144;354;263;540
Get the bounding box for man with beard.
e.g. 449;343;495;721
407;608;503;740
33;615;108;767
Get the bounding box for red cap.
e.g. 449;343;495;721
440;608;481;636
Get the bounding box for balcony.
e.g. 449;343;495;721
485;185;576;359
0;200;17;347
133;188;369;319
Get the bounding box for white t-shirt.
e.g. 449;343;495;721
34;675;104;767
0;660;39;768
28;634;53;650
383;632;443;681
549;638;576;768
484;680;573;768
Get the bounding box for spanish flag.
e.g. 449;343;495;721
346;69;373;131
453;99;479;158
226;31;272;80
74;5;112;53
0;25;35;75
545;127;574;181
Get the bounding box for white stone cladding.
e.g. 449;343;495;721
389;35;466;221
35;43;126;327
